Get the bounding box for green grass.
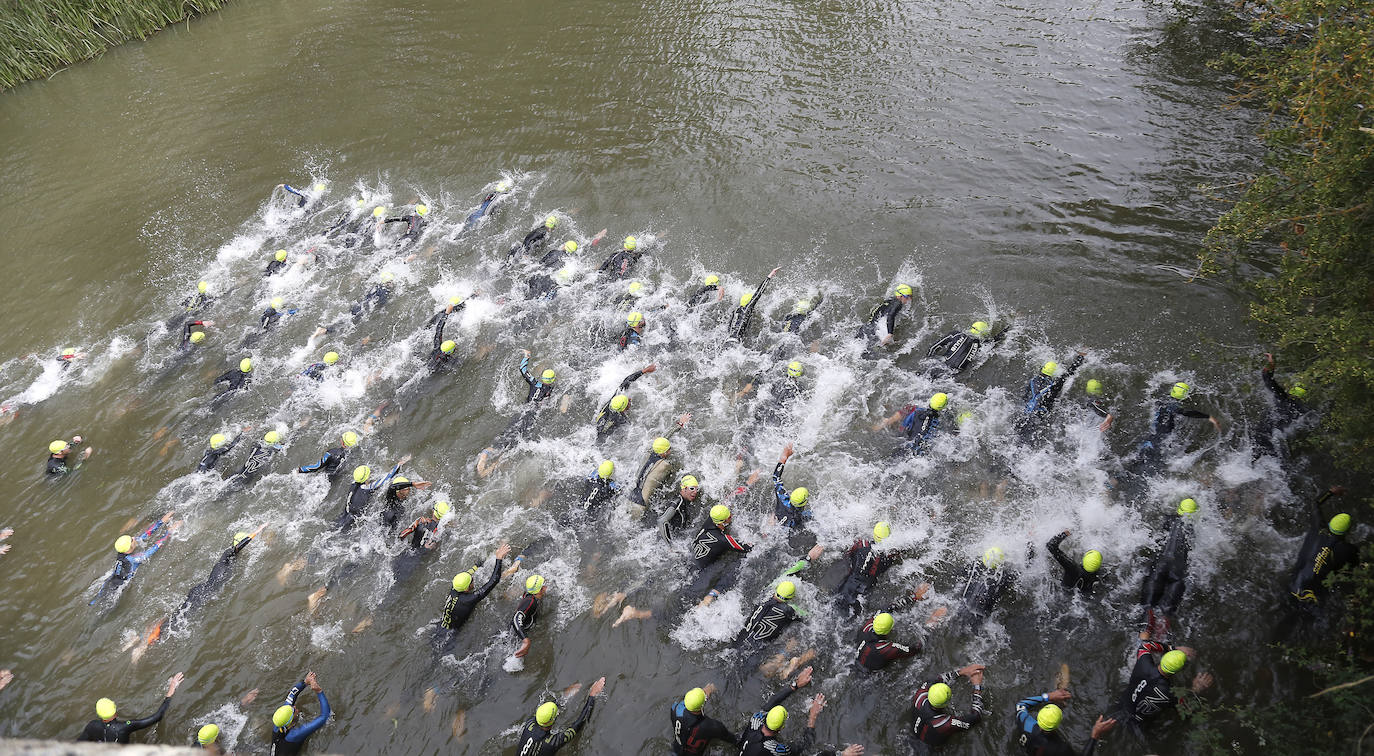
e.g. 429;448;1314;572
0;0;231;91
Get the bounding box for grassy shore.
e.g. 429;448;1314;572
0;0;230;91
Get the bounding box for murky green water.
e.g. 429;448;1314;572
0;0;1317;754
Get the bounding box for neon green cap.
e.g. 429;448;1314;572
1330;513;1351;535
273;705;294;728
274;250;288;262
789;487;809;506
1082;550;1102;573
536;701;558;725
209;433;228;450
872;612;894;635
684;687;706;712
710;504;731;523
765;705;787;731
874;521;891;541
525;574;546;594
597;460;615;480
353;465;371;484
652;437;671;455
927;683;951;708
1171;382;1190;400
96;698;117;720
609;394;629;412
197;723;220;745
1161;649;1187;674
1037;704;1062;731
929;392;949;410
453;572;473;591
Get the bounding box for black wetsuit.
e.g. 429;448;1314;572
181;292;213;315
424;305;465;373
1017;693;1101;756
335;481;377;531
687;522;752;598
1137;399;1212;468
440;559;505;632
197;436;241;472
593;369;650;441
858;296;903;341
657;492;706;542
380;481;418;532
170;536;254;629
835;539;912;616
1115;640;1182;726
235;441;281;482
512;592;541;643
46;453;76;475
512;226;552;258
179;320;208;351
212;368;251;399
669;701;734;756
77;698;171;743
896;404;941;455
738;684;811;755
1140;515;1192;623
959;560;1016;627
265;258;288;276
727;277;771;340
579;475;620;511
350;283;391;321
926;330;985;373
260;305;284;332
516;695;596;755
1289;489;1357;603
1046;532;1099;597
519;354;556;404
297;445;347;476
1016;355;1084;439
686;284;718;308
599;248;645;279
853;595;923;671
772;461;810;529
750;374;803;427
911;671;984;748
384;213;427;244
737;596;801;644
1253;366;1306;457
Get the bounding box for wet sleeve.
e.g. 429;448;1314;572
214;369;234;385
1179;407;1210;418
125;697;172;730
701;715;735;742
772;463;788;505
283;681;306;707
297;451;331;474
763;683;798;709
519;354;537;388
287;693;331;742
431;312;449;350
567;695;597;735
1046;535;1076;575
884;302;899;334
619;370;645;391
474;559;503;601
1015;694;1048;728
1261;367;1285;399
512;597;535;639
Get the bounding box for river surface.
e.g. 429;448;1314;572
0;0;1327;753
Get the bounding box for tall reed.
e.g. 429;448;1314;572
0;0;230;91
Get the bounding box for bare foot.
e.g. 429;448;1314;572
0;669;12;691
592;591;626;618
613;606;651;627
240;688;260;706
451;710;466;738
561;683;583;698
307;586;327;613
926;607;949;626
352;616;373;633
759;654;787;678
277;557;306;584
423;688;437;713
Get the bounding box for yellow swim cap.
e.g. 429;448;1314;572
274;250;288;262
323;351;339;365
96;698;117;721
536;701;558;726
652;437;671;455
710;504;731;523
273;705;294;728
684;687;706;712
765;705;787;731
353;465;371;484
341;431;359;448
433;501;451;518
373;206;387;218
415;204;429;216
209;433;227;450
115;535;133;554
197;723;220;745
240;358;253;373
453;572;473;591
189;331;206;344
623;235;637;251
197;281;209;294
49;440;69;454
525;574;545;594
263;431;281;444
597;460;615;480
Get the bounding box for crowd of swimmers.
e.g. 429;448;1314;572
5;179;1358;754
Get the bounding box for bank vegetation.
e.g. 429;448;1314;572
1181;0;1374;751
0;0;230;91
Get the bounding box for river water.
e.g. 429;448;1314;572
0;0;1324;753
